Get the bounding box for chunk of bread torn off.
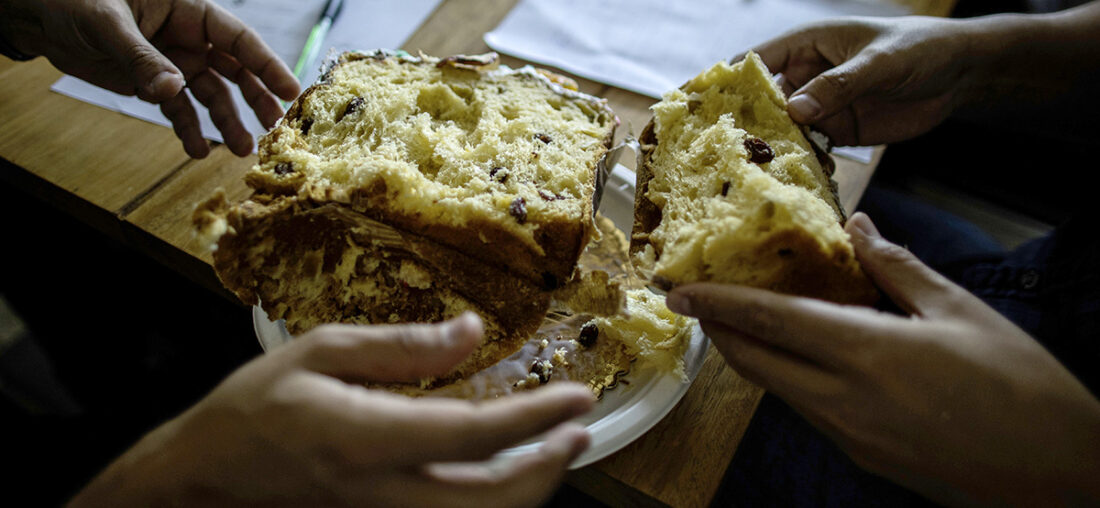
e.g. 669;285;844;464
631;52;876;305
594;288;694;381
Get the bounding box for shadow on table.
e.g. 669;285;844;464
0;182;260;505
0;181;610;507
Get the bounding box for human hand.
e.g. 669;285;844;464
69;313;594;508
0;0;299;158
736;16;978;146
667;213;1100;506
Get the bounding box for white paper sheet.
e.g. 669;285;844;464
485;0;911;163
50;0;442;145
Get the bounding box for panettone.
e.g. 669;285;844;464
195;50;618;383
631;52;876;304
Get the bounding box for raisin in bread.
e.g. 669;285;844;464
631;52;876;304
196;50;618;383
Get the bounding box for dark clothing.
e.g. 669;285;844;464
954;213;1100;394
0;183;261;506
859;185;1100;396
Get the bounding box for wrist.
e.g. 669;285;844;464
959;5;1100;102
67;416;194;507
952;13;1034;108
1066;404;1100;502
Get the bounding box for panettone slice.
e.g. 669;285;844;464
631;52;876;305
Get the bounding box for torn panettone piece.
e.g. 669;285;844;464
631;53;877;305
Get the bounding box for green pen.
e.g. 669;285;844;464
284;0;344;108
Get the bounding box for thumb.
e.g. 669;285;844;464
846;212;970;319
91;8;184;102
787;54;879;125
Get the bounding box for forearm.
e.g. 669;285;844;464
1056;403;1100;505
997;400;1100;506
67;416;194;507
954;2;1100;138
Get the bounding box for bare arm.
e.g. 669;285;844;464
956;3;1100;138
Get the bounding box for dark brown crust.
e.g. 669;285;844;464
801;126;845;222
630;119;661;257
213;196;551;336
435;52;500;71
731;228;879;305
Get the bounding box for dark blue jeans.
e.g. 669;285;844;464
715;186;1099;507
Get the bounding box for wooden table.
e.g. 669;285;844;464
0;0;954;506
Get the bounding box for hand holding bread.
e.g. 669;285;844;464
668;213;1100;506
744;16;972;146
70;313;595;508
688;10;1100;503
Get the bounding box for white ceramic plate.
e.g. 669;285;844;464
253;163;709;469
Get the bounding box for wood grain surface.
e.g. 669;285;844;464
121;148;258;300
0;60;194;236
0;57;18;75
0;0;956;505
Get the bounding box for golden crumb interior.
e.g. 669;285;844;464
637;52;852;287
593;288;693;380
252;54;616;252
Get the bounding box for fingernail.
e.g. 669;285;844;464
543;423;590;458
666;291;691;315
445;313;468;339
145;71;182;98
565;426;591;457
849;213;882;240
789;94;821;123
447;311;481;340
